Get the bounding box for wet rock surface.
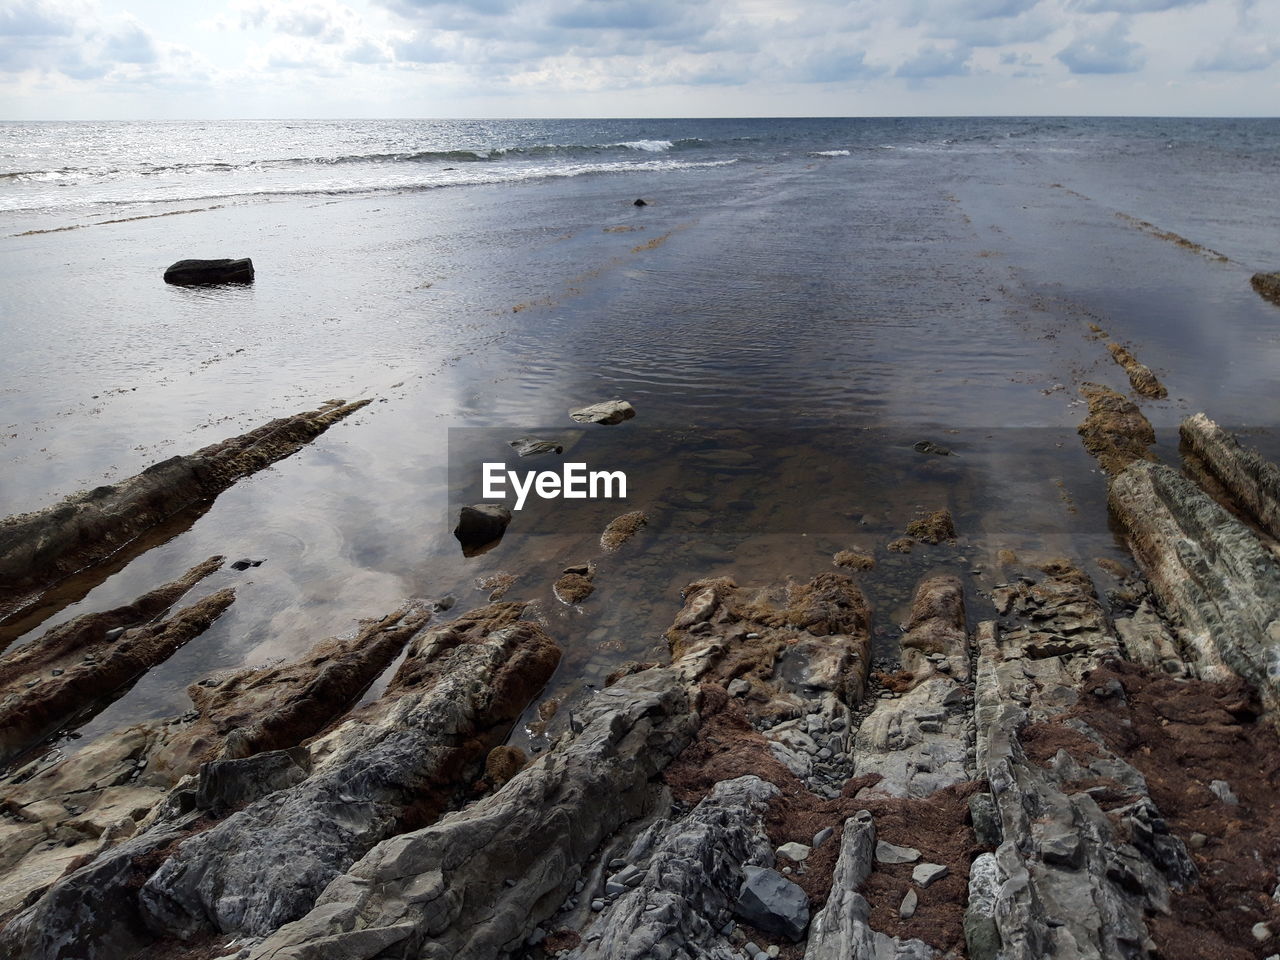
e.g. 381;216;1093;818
0;399;370;619
569;400;636;425
600;510;648;551
1076;383;1156;476
1250;271;1280;306
1105;342;1168;399
454;503;514;555
163;257;255;285
1180;412;1280;543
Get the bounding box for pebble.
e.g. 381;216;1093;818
813;827;834;849
1254;922;1272;942
816;747;832;760
51;668;64;676
876;841;921;864
590;899;605;912
767;948;779;958
899;888;918;920
104;627;125;641
606;881;626;896
776;842;812;861
1188;832;1208;850
744;943;761;958
1210;780;1239;805
608;858;627;870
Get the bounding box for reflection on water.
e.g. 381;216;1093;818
3;125;1279;759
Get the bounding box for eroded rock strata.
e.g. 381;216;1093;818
1180;412;1280;543
0;399;370;619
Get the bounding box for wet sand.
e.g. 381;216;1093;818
2;139;1279;760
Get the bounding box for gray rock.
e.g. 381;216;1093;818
142;615;560;940
510;436;564;457
246;667;697;960
812;827;833;849
734;866;809;942
194;747;311;814
963;852;1001;960
728;678;751;697
968;792;1001;847
569;400;636;425
1210;779;1238;805
875;841;921;864
911;863;948;888
1180;413;1280;543
776;842;811;862
899;888;918;920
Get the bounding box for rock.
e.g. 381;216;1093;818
1105;342;1167;399
963;852;1001;960
776;842;811;861
728;678;751;697
245;666;696;960
913;440;951;456
600;511;648;551
432;594;456;612
968;792;1001;847
141;607;560;939
0;399;370;619
1251;271;1280;306
912;862;948;887
734;866;809;942
163;257;254;285
887;537;913;554
569;400;636;425
510;436;564;457
1188;832;1208;850
566;776;778;960
0;568;235;763
1209;779;1238;805
194;747;311;814
805;811;933;959
1254;922;1272;942
554;564;596;604
229;557;264;571
484;745;526;786
1109;460;1280;696
453;503;513;555
1180;413;1280;543
812;827;833;849
1077;383;1156;476
875;840;921;864
905;509;956;545
633;198;648;206
899;888;918;920
832;549;874;571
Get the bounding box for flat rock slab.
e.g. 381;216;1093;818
510;437;563;457
454;504;512;555
912;862;949;888
570;400;635;425
875;840;921;864
163;258;254;285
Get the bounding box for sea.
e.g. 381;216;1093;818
2;116;1279;756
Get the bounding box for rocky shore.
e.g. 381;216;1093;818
1;390;1279;960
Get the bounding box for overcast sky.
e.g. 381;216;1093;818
1;0;1277;119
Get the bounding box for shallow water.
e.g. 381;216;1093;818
2;117;1279;758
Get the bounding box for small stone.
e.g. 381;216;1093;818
776;842;811;862
590;899;605;912
744;943;761;958
104;627;125;641
875;841;921;864
768;947;780;958
813;827;834;849
1254;923;1272;942
432;595;456;612
816;747;832;760
912;862;949;887
229;558;265;571
51;668;64;676
899;888;918;920
1188;832;1208;850
608;858;627;869
728;678;751;697
720;921;735;936
605;881;626;896
1210;780;1238;805
919;720;943;734
745;632;760;639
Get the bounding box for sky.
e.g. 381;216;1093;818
1;0;1277;119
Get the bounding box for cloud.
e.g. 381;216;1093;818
104;22;159;64
0;0;77;38
1057;19;1144;72
896;43;971;77
1070;0;1205;11
1194;36;1279;72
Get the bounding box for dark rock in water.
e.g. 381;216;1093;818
510;437;564;457
633;198;648;206
734;865;809;941
432;595;456;612
163;258;255;286
569;400;635;425
554;563;595;605
914;440;952;456
195;747;311;814
1251;271;1280;306
454;504;513;555
230;558;264;571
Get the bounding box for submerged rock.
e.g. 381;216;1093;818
1251;271;1280;306
569;400;635;425
163;257;254;285
905;509;956;544
554;563;596;604
913;440;951;456
510;436;564;457
832;549;874;571
1106;342;1168;399
600;510;648;551
1076;383;1156;476
0;399;370;619
453;503;513;555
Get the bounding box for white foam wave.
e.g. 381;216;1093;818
810;150;851;157
612;140;674;152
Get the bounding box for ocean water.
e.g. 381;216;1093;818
2;116;1279;759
